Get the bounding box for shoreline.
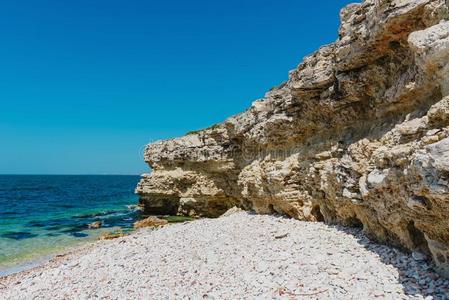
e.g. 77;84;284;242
0;255;54;278
0;226;128;278
0;215;189;279
1;212;449;299
0;239;99;281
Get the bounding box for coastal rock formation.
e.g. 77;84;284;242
136;0;449;277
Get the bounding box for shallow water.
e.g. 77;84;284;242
0;175;141;275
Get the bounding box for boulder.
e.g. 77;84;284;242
133;216;168;229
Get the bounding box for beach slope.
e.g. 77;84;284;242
1;212;448;299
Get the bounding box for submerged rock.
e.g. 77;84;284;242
70;232;89;238
0;231;38;240
136;0;449;277
88;221;103;229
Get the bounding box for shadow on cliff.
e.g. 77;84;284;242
330;224;449;298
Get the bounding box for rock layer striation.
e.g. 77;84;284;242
136;0;449;277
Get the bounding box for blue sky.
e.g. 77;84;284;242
0;0;355;175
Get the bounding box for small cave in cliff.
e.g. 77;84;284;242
345;216;363;228
311;205;325;222
140;196;180;216
407;221;431;257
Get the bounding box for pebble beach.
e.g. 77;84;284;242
1;212;448;299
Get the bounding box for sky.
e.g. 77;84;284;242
0;0;355;175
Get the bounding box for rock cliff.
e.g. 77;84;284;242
137;0;449;277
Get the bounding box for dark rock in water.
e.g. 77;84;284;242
29;218;76;229
25;211;138;239
2;211;19;216
71;214;92;219
54;203;76;209
45;225;71;231
1;231;38;240
69;232;89;238
27;221;47;228
43;218;71;226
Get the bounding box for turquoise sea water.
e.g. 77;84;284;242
0;175;141;275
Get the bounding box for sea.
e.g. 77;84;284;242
0;175;141;276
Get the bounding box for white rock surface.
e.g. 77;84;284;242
1;212;448;299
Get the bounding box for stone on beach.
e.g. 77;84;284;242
133;216;168;229
99;229;125;241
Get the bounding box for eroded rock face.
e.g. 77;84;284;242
136;0;449;277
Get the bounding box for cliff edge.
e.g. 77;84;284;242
137;0;449;277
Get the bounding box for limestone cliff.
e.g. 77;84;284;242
137;0;449;276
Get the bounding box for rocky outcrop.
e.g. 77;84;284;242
136;0;449;277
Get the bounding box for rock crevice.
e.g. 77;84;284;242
136;0;449;277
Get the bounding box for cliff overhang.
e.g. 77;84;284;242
136;0;449;277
